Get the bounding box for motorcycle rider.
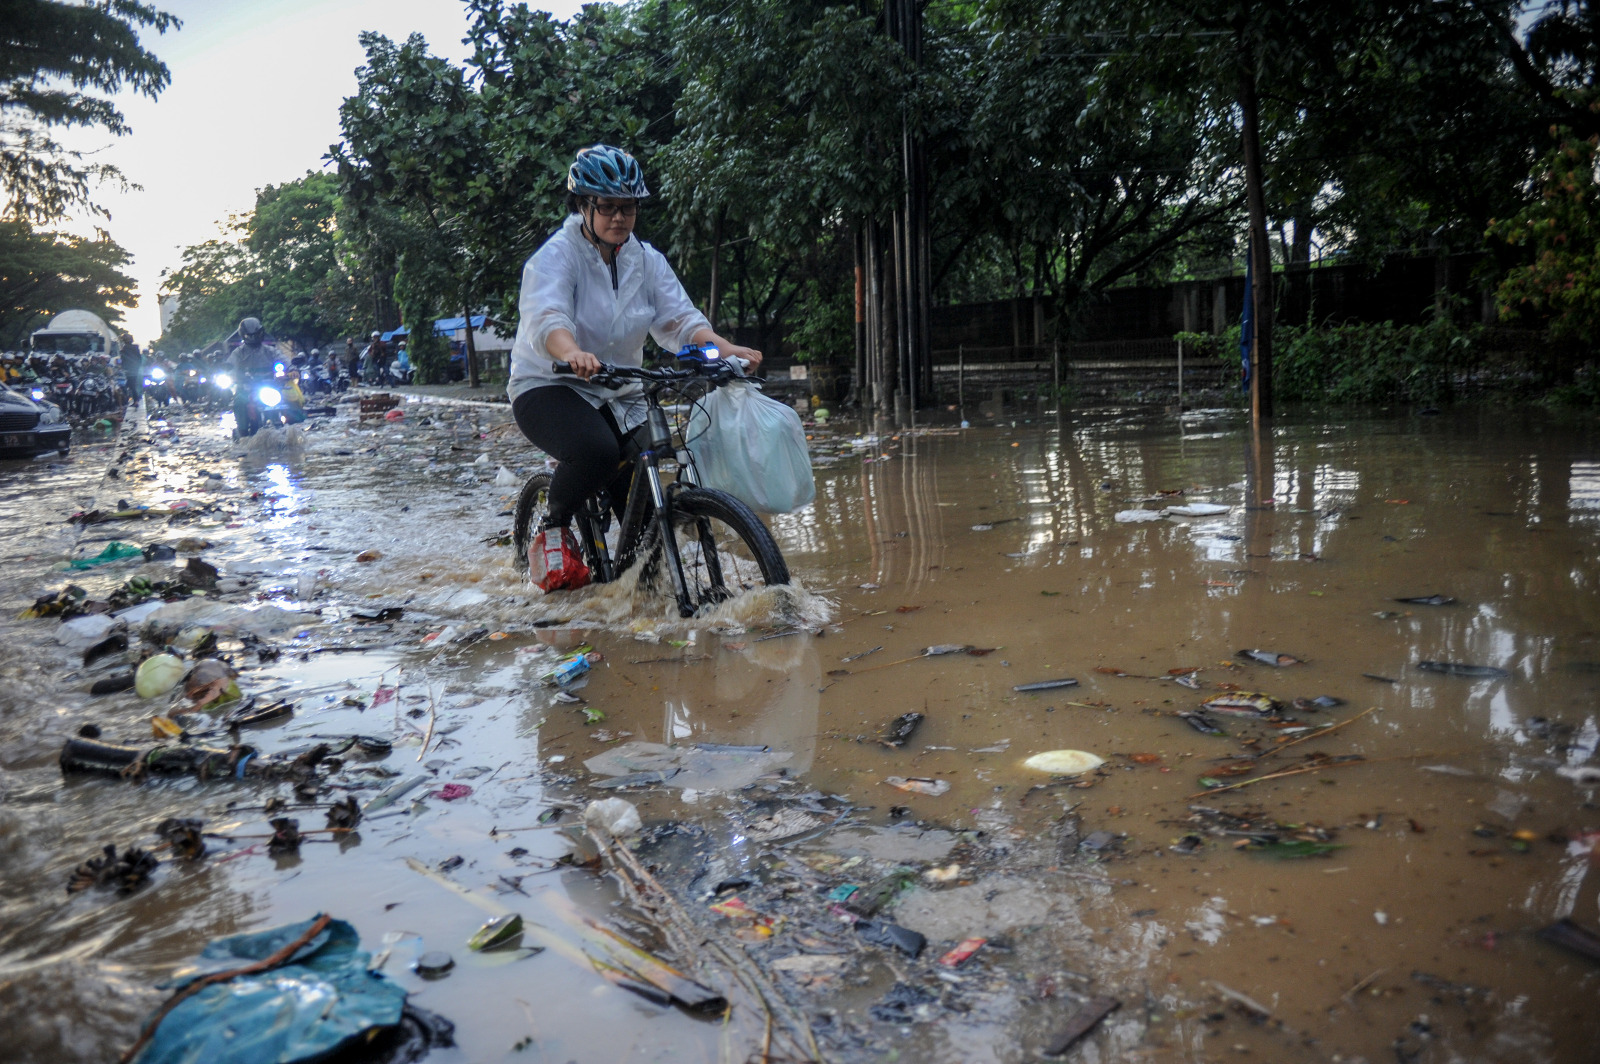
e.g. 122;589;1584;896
228;317;295;430
393;340;412;383
361;331;387;383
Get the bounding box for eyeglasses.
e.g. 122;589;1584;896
587;199;639;218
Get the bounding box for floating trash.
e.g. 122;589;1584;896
1020;750;1104;775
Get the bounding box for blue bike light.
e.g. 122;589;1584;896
257;385;282;407
30;387;45;400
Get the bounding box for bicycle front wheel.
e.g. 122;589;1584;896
510;472;553;575
666;486;789;609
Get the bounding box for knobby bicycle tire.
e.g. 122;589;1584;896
510;472;553;574
665;486;790;605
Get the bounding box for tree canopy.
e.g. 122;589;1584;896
1;0;179;224
0;218;135;346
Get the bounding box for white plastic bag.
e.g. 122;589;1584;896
685;380;815;513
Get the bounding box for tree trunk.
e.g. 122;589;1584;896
1239;66;1274;421
463;302;480;389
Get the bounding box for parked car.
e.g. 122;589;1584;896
0;383;72;457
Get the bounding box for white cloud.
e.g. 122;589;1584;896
58;0;582;343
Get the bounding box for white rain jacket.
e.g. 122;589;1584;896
507;214;710;431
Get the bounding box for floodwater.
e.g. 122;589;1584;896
1;396;1598;1064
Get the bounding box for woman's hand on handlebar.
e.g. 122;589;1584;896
563;350;603;380
721;344;761;371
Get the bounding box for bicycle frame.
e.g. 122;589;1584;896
571;392;698;615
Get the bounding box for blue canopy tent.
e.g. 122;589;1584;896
380;316;489;343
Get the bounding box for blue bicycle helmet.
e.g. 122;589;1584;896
567;144;650;199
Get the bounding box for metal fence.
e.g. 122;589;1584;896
930;338;1233;407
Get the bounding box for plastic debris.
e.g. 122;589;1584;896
884;775;950;796
57;612;118;647
268;817;302;855
355;549;382;563
493;465;519;486
1396;594;1456;606
362;774;427;813
1236;649;1302;667
1556;765;1600;786
430;784;473;801
1114;509;1166;522
938;937;987;967
1164;502;1230;516
68;541;143;569
1020;750;1104;775
855;919;925;957
123;915;450;1064
583;797;643;838
467;913;523;951
135;653;186;698
880;712;924;748
923;643;972;656
1201;691;1278;715
156;817;206;860
1014;678;1079;692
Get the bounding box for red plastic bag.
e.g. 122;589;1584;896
528;526;590;592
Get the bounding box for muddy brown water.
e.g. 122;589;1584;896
1;399;1597;1063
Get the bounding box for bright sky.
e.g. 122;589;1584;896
65;0;583;344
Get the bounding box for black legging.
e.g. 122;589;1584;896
512;385;637;526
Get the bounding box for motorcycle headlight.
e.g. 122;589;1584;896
257;385;282;407
274;363;285;376
150;367;166;381
214;373;233;390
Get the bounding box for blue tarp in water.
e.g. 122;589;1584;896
133;915;408;1064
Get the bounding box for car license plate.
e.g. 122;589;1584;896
2;434;24;447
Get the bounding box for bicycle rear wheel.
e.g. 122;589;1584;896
665;486;789;609
510;472;553;574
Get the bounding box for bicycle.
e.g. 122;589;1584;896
510;347;791;618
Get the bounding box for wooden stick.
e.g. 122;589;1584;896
1256;706;1377;760
1186;752;1451;799
417;685;437;762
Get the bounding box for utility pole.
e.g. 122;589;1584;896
1238;62;1273;422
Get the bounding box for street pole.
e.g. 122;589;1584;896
1239;63;1274;424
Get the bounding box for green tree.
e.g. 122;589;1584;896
158;231;251;350
249;171;341;347
1490;128;1600;344
0;219;135;345
1;0;180;223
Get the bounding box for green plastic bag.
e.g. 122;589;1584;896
69;541;143;569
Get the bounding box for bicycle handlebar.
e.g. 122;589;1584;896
551;356;752;390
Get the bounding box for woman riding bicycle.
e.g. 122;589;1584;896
509;144;761;590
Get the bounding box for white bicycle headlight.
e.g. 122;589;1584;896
257;385;282;407
703;345;720;359
214;373;234;390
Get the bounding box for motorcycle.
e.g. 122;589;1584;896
300;361;334;395
386;358;414;386
143;365;173;408
175;362;206;404
229;368;306;439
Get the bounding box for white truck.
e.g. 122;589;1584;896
30;309;122;358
